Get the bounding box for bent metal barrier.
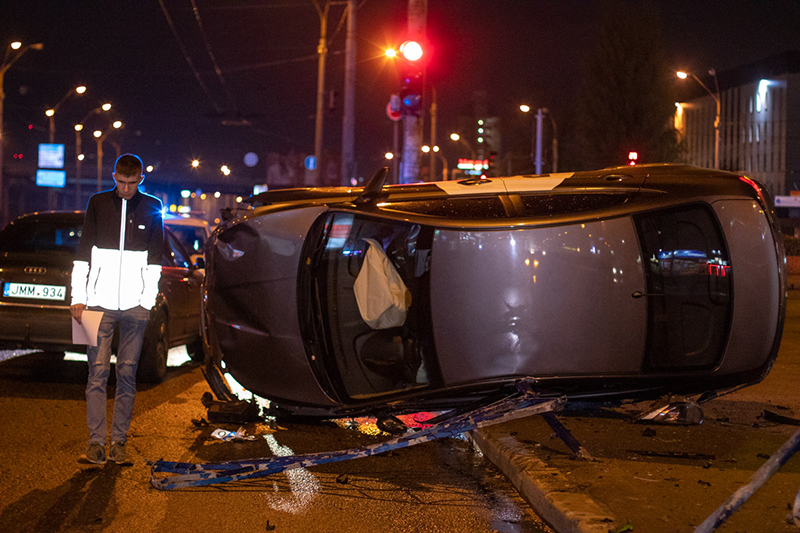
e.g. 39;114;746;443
150;379;565;490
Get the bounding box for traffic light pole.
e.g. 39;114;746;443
400;0;426;184
313;1;329;186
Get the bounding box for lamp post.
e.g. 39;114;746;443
422;145;448;181
74;103;111;208
45;85;86;143
677;69;720;169
520;105;558;174
93;120;122;192
0;41;43;224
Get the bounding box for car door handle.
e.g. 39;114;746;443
631;291;665;298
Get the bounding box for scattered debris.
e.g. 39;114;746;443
191;417;209;427
611;521;634;533
763;410;800;426
641;427;657;437
210;427;257;442
627;450;715;461
757;452;771;460
265;519;276;531
635;394;703;425
201;392;261;424
336;473;349;484
698;479;712;487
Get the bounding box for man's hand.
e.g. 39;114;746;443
70;304;86;325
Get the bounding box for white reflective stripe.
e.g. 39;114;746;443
433;173;573;196
119;198;127;309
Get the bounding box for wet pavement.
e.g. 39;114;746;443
470;288;800;533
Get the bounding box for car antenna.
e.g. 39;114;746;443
355;167;390;206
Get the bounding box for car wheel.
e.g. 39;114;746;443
138;308;168;383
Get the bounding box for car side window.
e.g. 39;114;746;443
634;204;732;370
164;230;191;268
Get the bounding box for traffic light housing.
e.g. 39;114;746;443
400;68;423;114
397;40;424;115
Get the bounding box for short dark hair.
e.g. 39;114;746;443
114;154;143;177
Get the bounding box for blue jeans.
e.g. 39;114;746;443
86;306;150;445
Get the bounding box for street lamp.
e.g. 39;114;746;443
677;69;721;169
74;103;112;207
0;41;43;224
45;85;86;143
93;121;122;192
449;133;477;159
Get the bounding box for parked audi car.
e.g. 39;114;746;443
0;210;203;382
201;164;786;418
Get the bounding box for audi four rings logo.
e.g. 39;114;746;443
24;267;46;274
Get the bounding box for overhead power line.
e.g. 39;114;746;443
158;0;224;114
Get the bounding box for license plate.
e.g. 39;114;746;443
3;282;66;301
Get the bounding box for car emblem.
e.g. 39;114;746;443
24;266;46;274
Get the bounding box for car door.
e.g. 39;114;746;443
161;229;202;343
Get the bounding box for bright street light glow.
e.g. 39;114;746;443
450;133;460;141
180;189;191;198
11;42;22;50
385;48;397;58
214;191;221;198
384;152;394;160
433;145;440;152
101;103;112;111
45;109;54;117
74;124;83;131
191;159;200;168
676;71;688;79
146;165;154;172
78;154;84;161
421;145;430;153
93;130;102;138
400;40;423;61
112;120;122;128
76;86;87;94
519;104;531;113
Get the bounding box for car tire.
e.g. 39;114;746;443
138;308;168;383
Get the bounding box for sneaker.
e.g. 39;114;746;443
109;442;127;464
85;442;106;465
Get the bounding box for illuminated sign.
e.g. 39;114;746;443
36;169;66;188
457;158;489;170
38;143;65;169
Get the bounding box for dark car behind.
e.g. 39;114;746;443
0;211;203;382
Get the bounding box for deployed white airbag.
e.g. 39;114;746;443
354;238;411;329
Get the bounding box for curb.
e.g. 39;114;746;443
470;428;616;533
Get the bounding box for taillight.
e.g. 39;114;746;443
739;176;767;208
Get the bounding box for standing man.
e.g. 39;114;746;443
70;153;163;465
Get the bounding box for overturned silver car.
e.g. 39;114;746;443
201;164;786;418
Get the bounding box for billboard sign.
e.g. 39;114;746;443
36;169;67;188
38;143;65;169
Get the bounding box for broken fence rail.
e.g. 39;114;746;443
150;381;564;490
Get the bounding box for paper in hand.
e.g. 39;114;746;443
72;310;103;346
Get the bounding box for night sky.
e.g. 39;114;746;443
1;0;798;189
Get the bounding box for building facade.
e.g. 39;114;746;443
675;51;800;197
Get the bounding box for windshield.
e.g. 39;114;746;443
0;216;83;254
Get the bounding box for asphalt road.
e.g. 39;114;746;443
0;350;553;533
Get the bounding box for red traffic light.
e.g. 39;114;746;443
628;151;638;166
400;40;423;62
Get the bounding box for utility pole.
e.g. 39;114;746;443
313;1;329;186
340;0;356;185
400;0;426;184
535;108;544;175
